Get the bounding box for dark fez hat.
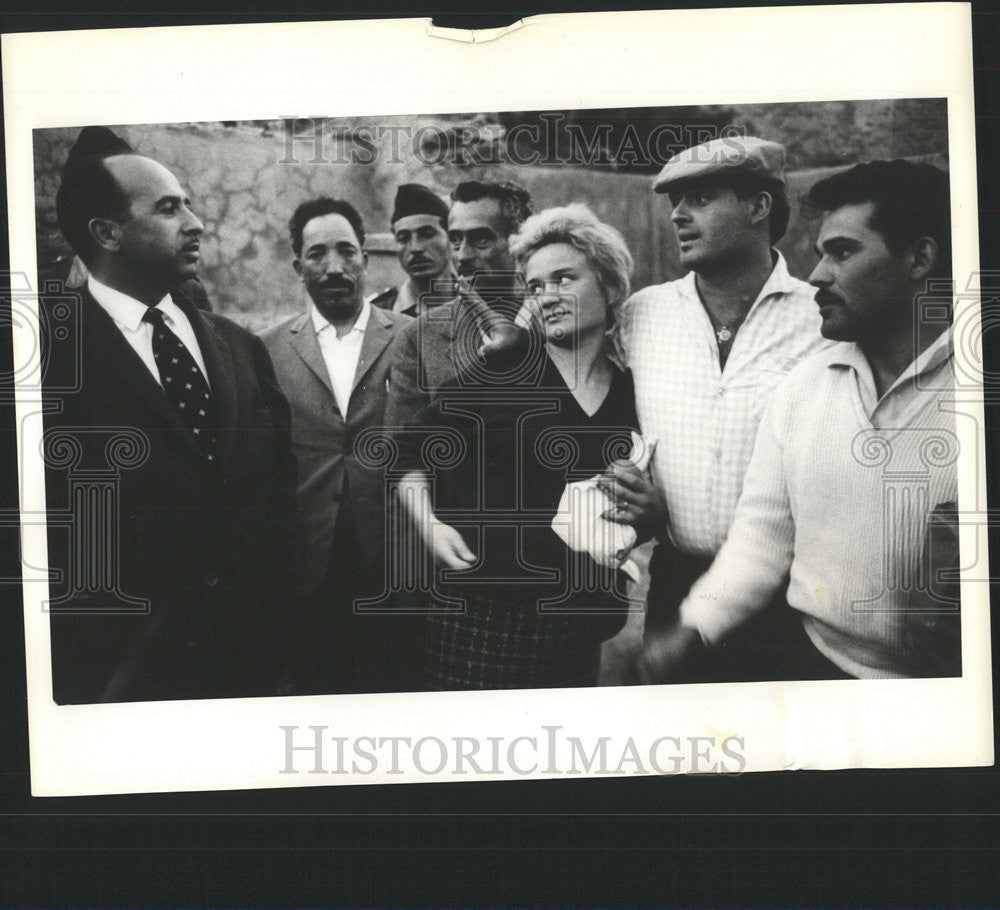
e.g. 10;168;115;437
64;126;134;171
391;183;449;226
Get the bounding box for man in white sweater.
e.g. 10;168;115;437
635;159;957;681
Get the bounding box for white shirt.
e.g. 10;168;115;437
87;275;210;388
619;252;830;557
680;330;956;678
311;300;370;419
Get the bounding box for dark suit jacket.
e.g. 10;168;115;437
178;276;213;312
41;286;301;704
260;305;412;595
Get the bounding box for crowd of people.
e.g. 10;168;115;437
41;124;961;703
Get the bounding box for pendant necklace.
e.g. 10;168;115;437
710;314;744;346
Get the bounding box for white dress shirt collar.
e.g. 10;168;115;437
310;299;371;338
309;300;371;420
88;275;172;329
828;326;954;388
677;249;803;308
827;326;954;421
87;275;210;389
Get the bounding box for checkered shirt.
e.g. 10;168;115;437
620;253;830;557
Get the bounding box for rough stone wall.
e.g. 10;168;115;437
34;119;948;331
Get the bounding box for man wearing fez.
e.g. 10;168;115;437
636;160;957;682
384;179;533;428
601;135;829;680
380;180;532;626
44;127;301;703
370;183;455;317
261;198;412;694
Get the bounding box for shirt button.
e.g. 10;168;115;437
205;573;219;588
717;387;725;396
714;449;723;460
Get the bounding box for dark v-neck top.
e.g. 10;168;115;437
395;347;640;614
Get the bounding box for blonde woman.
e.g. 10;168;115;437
394;204;640;690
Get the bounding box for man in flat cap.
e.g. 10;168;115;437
634;160;957;682
260;197;413;693
601;134;830;681
371;183;455;317
43;127;301;703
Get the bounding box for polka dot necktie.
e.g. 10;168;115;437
142;307;217;463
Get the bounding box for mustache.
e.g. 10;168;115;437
815;289;845;307
317;277;355;292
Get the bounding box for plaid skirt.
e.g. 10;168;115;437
422;590;621;690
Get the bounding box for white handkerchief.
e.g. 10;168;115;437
551;432;657;584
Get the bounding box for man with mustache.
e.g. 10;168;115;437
371;183;455;317
600;135;830;681
43;127;301;703
635;159;956;681
384;179;532;427
261;198;412;693
380;180;533;630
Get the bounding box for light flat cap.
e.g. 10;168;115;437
653;135;786;193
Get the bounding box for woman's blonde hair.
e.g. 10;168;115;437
510;203;634;358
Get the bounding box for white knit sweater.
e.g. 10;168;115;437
680;330;957;678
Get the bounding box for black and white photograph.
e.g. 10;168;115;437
3;4;992;796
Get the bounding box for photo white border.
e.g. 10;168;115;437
3;3;992;796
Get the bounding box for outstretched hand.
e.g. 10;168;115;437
428;519;477;571
455;276;530;358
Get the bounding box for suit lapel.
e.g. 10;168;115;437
351;306;395;394
289;312;336;399
80;290;191;435
181;300;240;469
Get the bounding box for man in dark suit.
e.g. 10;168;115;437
66;254;214;311
43;127;301;704
260;198;412;694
